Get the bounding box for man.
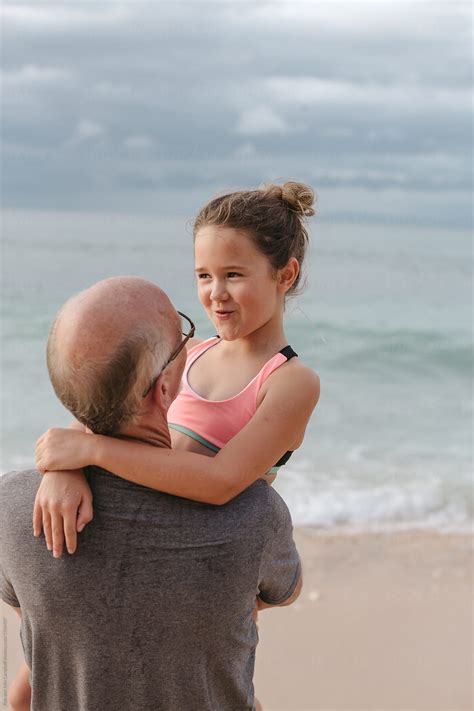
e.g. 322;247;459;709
0;277;301;710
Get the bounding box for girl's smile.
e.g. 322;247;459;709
214;310;234;320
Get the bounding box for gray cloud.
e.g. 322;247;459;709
1;0;471;225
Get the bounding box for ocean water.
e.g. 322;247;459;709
1;209;472;531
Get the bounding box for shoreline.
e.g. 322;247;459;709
2;528;473;710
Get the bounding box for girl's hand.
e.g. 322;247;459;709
36;427;94;473
33;470;93;557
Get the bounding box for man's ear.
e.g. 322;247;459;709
277;257;300;293
150;373;173;411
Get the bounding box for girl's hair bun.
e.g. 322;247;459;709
263;181;316;217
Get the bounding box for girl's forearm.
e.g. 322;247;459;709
91;435;248;505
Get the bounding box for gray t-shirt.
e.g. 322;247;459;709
0;467;300;711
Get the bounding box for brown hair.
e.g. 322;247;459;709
193;181;316;294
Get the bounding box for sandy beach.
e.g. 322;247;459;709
255;529;473;711
2;529;472;710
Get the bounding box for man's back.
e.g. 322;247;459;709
0;468;300;711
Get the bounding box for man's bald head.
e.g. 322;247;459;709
47;277;181;434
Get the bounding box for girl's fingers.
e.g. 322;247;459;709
63;509;78;555
42;513;53;552
77;496;93;533
51;511;65;558
35;445;46;473
32;499;43;537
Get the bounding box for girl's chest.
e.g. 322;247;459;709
187;348;268;401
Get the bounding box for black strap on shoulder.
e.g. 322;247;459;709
275;450;293;467
279;345;298;360
272;346;297;469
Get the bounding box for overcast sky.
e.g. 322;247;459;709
1;1;472;226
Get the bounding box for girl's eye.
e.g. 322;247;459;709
227;272;241;278
197;273;211;280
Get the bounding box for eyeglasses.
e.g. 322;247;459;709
142;311;195;397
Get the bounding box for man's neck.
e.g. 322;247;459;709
117;415;172;450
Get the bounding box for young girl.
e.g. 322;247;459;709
35;179;319;513
13;181;319;711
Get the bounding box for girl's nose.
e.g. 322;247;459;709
210;280;229;302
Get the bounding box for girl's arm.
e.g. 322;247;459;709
36;366;320;505
33;419;93;558
33;341;205;556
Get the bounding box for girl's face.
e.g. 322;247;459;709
194;225;282;340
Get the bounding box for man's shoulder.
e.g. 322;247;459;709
234;480;293;527
0;469;39;512
1;468;38;487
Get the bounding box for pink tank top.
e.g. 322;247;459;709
167;337;297;465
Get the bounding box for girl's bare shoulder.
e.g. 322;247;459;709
281;352;319;379
283;357;320;394
261;355;320;405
